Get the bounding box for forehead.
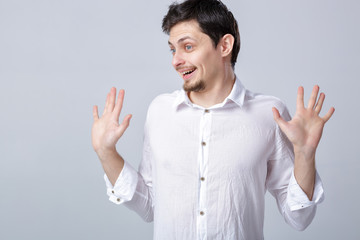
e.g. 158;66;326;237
168;20;206;45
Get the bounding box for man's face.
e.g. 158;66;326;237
168;20;223;92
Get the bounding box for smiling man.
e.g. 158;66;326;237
168;19;236;106
91;0;334;239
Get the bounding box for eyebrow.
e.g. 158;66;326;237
168;36;196;46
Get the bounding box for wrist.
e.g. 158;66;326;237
294;145;316;163
96;147;118;162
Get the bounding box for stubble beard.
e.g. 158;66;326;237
183;78;206;92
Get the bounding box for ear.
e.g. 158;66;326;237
220;34;234;58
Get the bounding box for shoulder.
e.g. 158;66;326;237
150;90;180;107
243;89;291;122
145;90;181;120
245;90;288;112
148;90;180;111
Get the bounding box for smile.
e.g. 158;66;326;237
182;69;195;75
180;68;197;80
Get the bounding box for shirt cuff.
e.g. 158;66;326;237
286;170;324;211
104;161;138;205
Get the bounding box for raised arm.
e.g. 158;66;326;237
272;85;335;200
92;87;132;185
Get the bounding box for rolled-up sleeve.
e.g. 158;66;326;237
287;170;324;211
104;161;139;205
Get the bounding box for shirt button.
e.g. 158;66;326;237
204;109;209;113
200;211;205;216
201;141;206;146
112;190;115;194
117;198;121;202
200;177;205;181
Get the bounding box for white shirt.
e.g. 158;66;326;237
104;77;324;240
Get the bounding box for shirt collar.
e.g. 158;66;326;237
173;89;191;108
173;76;246;109
226;76;246;108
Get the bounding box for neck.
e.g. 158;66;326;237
188;67;235;108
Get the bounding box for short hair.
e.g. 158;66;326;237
162;0;241;69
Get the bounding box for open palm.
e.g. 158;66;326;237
92;88;132;153
272;86;335;154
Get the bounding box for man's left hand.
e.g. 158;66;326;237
272;85;335;158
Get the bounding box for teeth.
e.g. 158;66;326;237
182;69;195;75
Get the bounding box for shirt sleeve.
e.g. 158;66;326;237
287;170;324;211
104;161;138;205
266;104;324;231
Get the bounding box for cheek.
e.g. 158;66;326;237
201;50;222;73
187;47;222;74
193;50;217;69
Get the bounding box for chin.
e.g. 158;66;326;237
183;79;205;92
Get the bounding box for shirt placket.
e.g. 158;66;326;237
197;108;211;240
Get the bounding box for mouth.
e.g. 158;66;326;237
180;68;197;80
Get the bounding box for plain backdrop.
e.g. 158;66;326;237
0;0;359;239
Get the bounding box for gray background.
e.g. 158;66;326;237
0;0;359;239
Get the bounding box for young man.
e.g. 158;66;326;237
91;0;334;239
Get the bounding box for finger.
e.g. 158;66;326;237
106;87;116;113
314;92;325;114
296;86;305;110
322;107;335;123
103;93;110;115
307;85;319;109
115;114;132;138
93;105;99;120
114;89;125;120
272;107;288;130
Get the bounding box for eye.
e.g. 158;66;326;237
170;48;176;54
185;45;192;51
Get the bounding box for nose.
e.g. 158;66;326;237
172;51;185;68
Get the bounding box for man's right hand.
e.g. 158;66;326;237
92;87;132;156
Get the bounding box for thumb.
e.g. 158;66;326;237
115;114;132;139
272;107;288;130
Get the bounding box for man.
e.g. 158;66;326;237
91;0;335;239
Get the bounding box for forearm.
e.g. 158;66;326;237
97;148;125;186
293;146;316;200
103;155;154;222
